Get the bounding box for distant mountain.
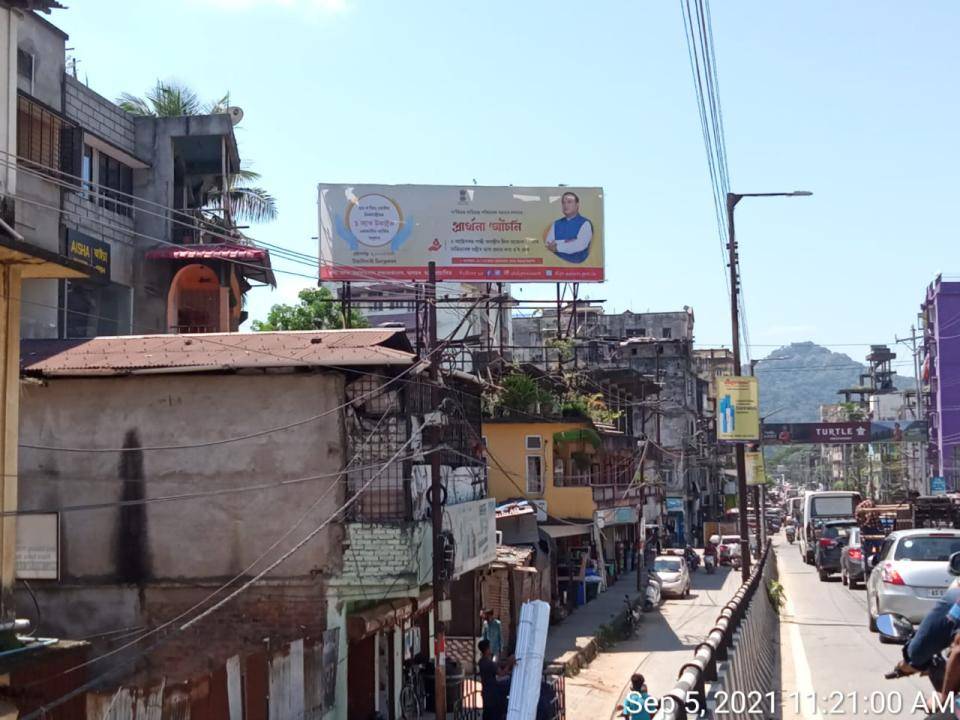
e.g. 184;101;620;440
753;342;916;423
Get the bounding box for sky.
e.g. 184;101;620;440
51;0;960;369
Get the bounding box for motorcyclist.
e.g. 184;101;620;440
683;544;698;568
895;585;960;701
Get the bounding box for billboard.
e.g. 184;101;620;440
318;184;604;282
717;376;760;442
760;420;928;445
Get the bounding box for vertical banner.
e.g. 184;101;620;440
745;451;767;486
716;376;760;442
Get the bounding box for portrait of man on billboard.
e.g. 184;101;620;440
545;191;594;263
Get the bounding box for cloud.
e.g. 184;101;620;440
194;0;347;13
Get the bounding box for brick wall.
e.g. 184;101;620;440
63;75;136;154
337;522;430;586
134;584;327;684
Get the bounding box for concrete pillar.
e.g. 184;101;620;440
0;265;21;621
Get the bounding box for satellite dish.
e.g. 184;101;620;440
226;106;244;125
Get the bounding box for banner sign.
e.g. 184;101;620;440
318;184;604;282
66;229;110;278
16;513;58;579
932;477;948;495
761;420;928;445
746;451;767;486
717;376;760;442
443;497;496;578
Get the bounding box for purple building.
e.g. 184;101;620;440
922;276;960;489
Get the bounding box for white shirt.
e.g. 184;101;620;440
546;217;594;255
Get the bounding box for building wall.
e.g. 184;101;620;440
334;522;431;595
18;371;347;660
927;280;960;486
63;75;137;154
483;420;595;520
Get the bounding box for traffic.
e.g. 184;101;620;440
774;486;960;715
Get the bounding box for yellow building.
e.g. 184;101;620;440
483;419;598;520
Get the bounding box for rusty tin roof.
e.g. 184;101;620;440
22;329;416;377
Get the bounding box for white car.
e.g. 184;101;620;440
652;555;691;598
865;529;960;630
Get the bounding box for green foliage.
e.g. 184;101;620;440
561;392;622;426
118;82;277;224
546;337;574;362
494;373;554;416
571;451;593;471
553;428;602;449
766;579;786;614
251;287;368;331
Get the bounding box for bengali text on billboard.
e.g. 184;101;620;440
717;376;760;442
318;184;604;282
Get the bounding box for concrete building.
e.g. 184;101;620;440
17;329;492;719
922;276;960;491
11;7;273;340
512;306;707;544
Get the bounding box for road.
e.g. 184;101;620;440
776;533;937;719
564;559;742;719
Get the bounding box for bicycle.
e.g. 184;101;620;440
400;661;425;719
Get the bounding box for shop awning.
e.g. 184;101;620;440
347;598;415;642
145;242;276;286
540;523;593;539
0;223;89;279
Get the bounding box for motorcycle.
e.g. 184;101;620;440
785;524;796;544
684;547;700;573
643;574;662;612
704;553;717;574
878;551;960;710
624;594;642;637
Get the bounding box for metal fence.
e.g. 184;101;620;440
450;673;565;720
653;541;777;720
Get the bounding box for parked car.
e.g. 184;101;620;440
652;555;691;598
865;529;960;631
815;519;858;581
841;526;867;589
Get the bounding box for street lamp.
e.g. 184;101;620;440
727;190;812;580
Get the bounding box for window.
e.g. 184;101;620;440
63;280;131;339
17;95;63;172
17;49;34;90
98;153;133;217
81;145;93;199
662;328;672;339
370;300;384;312
525;435;542;451
525;456;543;494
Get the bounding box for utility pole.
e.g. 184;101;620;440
426;261;448;718
726;189;811;582
727;193;752;581
749;360;763;557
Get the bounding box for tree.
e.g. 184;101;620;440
117;81;277;224
251;287;368;331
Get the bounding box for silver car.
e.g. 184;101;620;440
865;529;960;630
652;555;691;598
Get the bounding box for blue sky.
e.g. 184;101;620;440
52;1;958;366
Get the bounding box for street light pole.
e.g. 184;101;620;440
726;190;811;582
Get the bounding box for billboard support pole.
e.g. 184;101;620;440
343;282;351;329
426;260;448;718
497;282;507;359
726;193;751;581
556;283;563;373
340;282;348;329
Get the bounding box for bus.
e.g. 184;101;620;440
799;490;862;564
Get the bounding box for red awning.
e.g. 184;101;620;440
145;243;275;286
145;243;268;262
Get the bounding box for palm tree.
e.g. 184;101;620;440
117;81;277;225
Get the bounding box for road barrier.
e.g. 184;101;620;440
653;540;778;720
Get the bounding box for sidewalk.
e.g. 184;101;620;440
544;570;645;675
560;565;742;718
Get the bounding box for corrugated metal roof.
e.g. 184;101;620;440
145;243;269;262
21;329;416;377
493;545;535;568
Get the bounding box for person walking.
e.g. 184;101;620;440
481;608;503;660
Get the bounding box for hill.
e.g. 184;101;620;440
753;341;916;423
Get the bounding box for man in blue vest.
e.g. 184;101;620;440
545;191;594;263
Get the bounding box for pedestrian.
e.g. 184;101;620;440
620;673;656;720
478;639;513;720
481;608;503;660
